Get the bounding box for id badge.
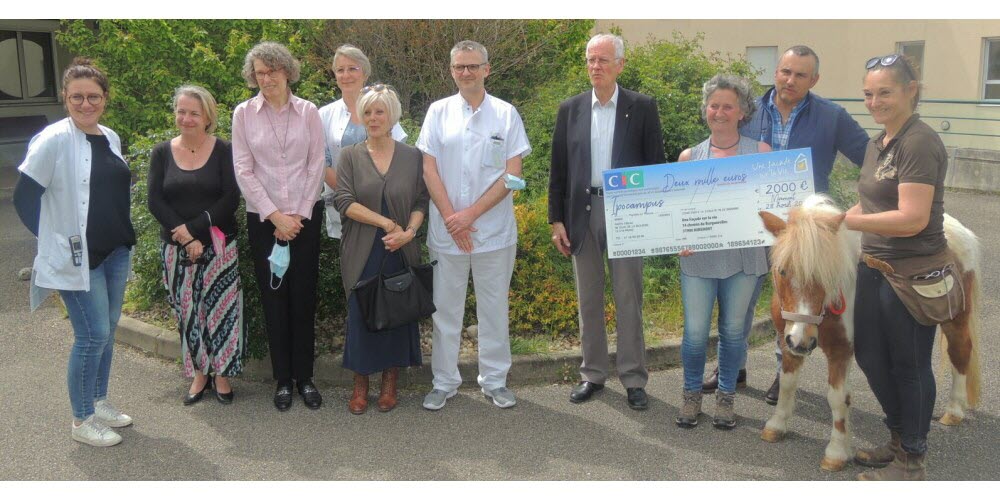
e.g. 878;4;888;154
484;134;505;170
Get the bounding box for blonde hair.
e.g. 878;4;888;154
172;84;219;134
356;85;401;127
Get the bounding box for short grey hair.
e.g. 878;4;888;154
450;40;489;65
701;74;757;128
586;33;625;61
333;44;371;78
782;45;820;76
172;84;219;134
356;85;402;128
241;41;301;88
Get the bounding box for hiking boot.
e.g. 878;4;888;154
855;430;902;468
94;399;133;428
71;415;122;447
713;391;737;430
702;366;747;393
857;448;926;481
675;390;703;428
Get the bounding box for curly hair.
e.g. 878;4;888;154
241;41;301;88
701;74;757;128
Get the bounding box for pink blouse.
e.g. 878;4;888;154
232;92;326;221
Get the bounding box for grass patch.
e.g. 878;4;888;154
509;336;552;355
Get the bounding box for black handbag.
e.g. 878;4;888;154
351;250;437;332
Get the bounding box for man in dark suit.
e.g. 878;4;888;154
548;33;665;410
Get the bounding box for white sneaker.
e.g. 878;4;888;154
482;387;517;408
94;399;133;428
72;416;122;447
422;388;457;410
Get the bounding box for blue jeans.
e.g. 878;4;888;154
681;271;760;393
59;246;130;420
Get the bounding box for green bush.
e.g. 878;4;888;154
62;21;805;357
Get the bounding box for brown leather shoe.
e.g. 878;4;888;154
377;368;399;412
855;430;902;468
349;373;369;415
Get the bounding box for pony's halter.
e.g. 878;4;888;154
779;289;847;326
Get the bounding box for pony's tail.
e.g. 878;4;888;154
938;270;982;408
965;271;982;408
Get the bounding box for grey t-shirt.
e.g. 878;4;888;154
858;114;947;260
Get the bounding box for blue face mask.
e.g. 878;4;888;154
503;173;526;191
268;239;290;289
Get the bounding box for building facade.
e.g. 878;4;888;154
597;19;1000;190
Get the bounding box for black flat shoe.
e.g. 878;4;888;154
183;378;210;406
213;377;234;405
274;382;293;411
569;381;604;403
765;373;780;406
626;387;649;411
297;379;322;410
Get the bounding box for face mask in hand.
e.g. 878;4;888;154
503;173;526;191
268;239;290;290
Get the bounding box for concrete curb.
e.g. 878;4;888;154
115;315;776;388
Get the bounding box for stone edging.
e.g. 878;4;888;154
115;315;776;387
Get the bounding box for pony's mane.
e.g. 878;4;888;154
770;194;858;305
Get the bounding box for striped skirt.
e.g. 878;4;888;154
161;239;243;377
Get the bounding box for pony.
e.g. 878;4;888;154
757;194;981;472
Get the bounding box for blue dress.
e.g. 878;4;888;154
342;197;423;375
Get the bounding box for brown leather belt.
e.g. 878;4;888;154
862;253;895;274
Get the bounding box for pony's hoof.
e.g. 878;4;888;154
761;427;785;442
940;413;963;426
820;457;847;472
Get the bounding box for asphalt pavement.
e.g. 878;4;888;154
1;173;997;480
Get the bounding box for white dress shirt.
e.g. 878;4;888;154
416;93;531;255
590;84;619;187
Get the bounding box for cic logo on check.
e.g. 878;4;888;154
605;170;644;190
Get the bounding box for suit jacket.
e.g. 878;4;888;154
548;86;665;255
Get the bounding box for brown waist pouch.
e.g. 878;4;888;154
862;249;965;326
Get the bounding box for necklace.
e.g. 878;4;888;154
263;103;291;159
179;134;209;154
710;137;740;150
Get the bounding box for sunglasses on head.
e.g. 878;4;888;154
865;54;918;81
866;54;903;70
361;83;396;95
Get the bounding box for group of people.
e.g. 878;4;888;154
14;32;950;481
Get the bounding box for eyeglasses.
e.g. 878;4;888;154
865;54;917;80
254;68;284;81
67;93;105;106
361;83;396;95
451;63;485;73
586;56;617;67
335;66;363;76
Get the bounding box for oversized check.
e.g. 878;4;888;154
602;148;815;259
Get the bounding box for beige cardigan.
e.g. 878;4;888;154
333;141;429;297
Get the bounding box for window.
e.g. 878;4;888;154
746;46;778;86
895;41;924;82
0;30;57;103
985;38;1000;100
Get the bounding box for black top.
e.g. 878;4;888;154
13;173;43;237
86;134;136;269
147;139;239;246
